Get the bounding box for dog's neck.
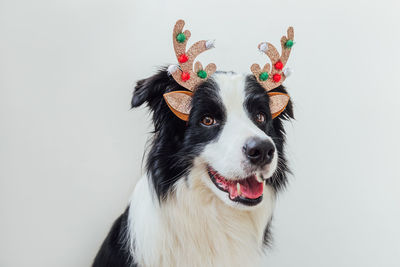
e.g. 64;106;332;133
129;166;275;267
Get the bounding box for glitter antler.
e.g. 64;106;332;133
251;27;294;91
164;19;217;121
251;27;294;118
169;19;217;91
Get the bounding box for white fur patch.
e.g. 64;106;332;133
199;73;278;207
129;172;275;267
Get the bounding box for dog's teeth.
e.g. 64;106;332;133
256;173;263;183
237;183;241;195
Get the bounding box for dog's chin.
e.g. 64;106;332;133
205;166;269;209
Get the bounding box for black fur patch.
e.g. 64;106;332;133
131;69;227;200
92;208;135;267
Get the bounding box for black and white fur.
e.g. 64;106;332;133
93;68;293;267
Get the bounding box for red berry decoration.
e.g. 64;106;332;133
273;73;281;82
181;72;190;81
178;54;188;63
274;61;283;70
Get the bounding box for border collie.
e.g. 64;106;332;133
93;22;294;267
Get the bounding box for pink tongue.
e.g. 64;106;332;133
239;177;264;199
228;176;264;200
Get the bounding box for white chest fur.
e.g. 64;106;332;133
128;168;275;267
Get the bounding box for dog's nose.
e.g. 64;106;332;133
243;137;275;166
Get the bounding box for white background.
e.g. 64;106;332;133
1;0;400;266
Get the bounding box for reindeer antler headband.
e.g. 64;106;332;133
164;20;294;121
163;20;216;121
251;27;294;118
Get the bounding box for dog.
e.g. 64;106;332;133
93;20;294;267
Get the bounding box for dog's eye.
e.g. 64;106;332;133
255;112;266;124
200;116;216;126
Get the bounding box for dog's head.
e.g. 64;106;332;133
132;69;293;209
131;20;294;209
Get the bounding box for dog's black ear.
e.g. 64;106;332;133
131;68;175;109
131;78;149;108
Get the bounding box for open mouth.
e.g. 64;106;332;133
207;166;264;206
